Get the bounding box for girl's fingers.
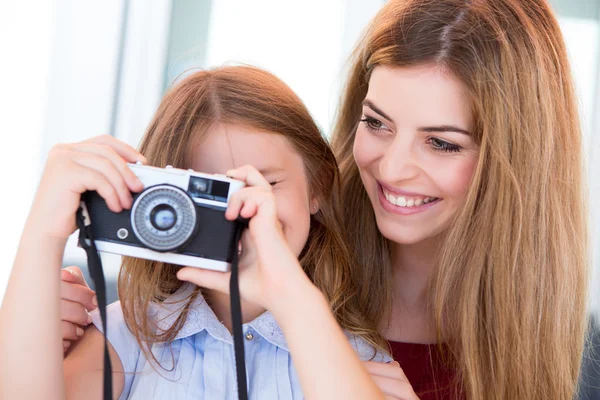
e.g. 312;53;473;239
71;153;134;209
224;167;279;241
239;198;260;220
60;299;92;326
85;134;147;164
226;187;276;221
61;320;85;341
60;277;97;312
176;267;231;294
226;187;273;220
70;162;123;213
227;165;271;189
73;142;144;193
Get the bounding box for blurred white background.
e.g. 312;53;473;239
0;0;599;314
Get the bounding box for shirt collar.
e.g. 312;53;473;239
148;283;391;362
247;310;288;350
151;283;289;351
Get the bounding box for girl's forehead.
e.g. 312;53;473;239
189;123;303;175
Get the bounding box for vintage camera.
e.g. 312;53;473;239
80;162;245;271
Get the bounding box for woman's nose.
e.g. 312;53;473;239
378;135;420;184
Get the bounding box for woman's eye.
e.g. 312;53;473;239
269;181;280;187
360;116;388;133
428;137;461;153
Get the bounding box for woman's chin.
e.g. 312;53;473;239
376;222;447;247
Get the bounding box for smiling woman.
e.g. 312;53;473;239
354;65;479;244
332;0;589;399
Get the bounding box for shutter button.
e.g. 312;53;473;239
245;332;254;341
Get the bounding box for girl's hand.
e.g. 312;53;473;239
364;361;420;400
60;267;96;355
177;165;310;311
30;134;146;241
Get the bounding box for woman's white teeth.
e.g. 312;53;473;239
383;190;437;208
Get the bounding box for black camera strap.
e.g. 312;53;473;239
75;198;249;400
76;201;112;400
230;226;248;400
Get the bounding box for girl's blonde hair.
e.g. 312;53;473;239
331;1;589;398
118;65;388;369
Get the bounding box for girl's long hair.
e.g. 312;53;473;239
118;65;388;370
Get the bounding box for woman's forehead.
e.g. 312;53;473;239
367;65;472;131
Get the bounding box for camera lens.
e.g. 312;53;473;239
130;185;197;252
150;204;177;231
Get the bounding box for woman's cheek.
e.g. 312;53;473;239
434;155;478;198
353;128;379;168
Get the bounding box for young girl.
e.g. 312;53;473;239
0;66;392;399
332;0;589;399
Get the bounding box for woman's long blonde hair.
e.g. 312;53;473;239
117;65;387;369
331;0;589;399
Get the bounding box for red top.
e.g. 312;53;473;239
387;340;464;400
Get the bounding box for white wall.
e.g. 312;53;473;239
2;1;595;313
0;1;56;304
0;0;385;304
560;18;600;314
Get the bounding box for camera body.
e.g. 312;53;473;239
80;162;245;272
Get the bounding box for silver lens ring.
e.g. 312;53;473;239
131;185;197;251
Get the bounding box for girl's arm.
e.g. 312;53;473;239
0;135;145;399
177;165;385;400
1;220;126;400
271;275;387;400
0;224;67;399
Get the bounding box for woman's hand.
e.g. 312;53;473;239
29;134;146;241
364;361;420;400
176;164;310;311
60;267;96;355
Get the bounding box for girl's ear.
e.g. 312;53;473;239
310;198;320;215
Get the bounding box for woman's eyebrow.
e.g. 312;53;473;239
418;126;472;136
363;99;471;136
362;99;394;123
